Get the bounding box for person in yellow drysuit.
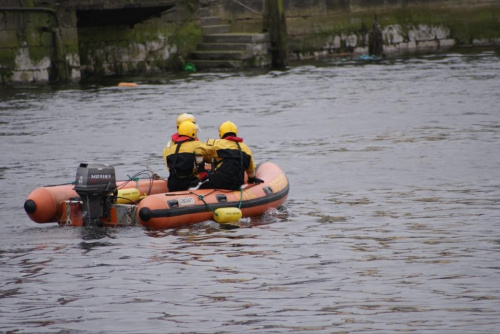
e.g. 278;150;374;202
167;113;199;146
162;121;205;192
194;121;263;190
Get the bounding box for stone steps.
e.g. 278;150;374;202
187;14;270;70
191;50;245;60
202;24;230;35
203;33;269;44
200;16;221;26
190;60;245;70
197;43;248;51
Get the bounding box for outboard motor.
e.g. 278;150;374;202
74;163;117;227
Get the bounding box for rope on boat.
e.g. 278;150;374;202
195;187;243;216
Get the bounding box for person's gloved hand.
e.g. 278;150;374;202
248;177;264;184
189;179;200;189
198;171;208;182
195;155;204;166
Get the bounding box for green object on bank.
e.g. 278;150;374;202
183;63;197;72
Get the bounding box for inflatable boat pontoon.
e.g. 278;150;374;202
24;162;289;229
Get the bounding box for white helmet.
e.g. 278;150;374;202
176;113;199;130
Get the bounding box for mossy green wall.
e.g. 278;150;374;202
2;0;499;84
78;19;201;77
219;0;500;55
0;7;80;84
0;0;202;84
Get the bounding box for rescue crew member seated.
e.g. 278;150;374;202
167;113;199;146
163;121;204;191
193;120;263;190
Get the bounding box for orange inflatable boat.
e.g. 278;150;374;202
137;161;289;229
24;162;289;229
24;164;169;227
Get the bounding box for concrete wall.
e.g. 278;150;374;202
0;0;199;84
218;0;500;17
1;0;499;84
217;0;500;58
74;0;199;78
77;20;198;78
0;6;80;84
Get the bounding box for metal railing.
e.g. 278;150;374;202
229;0;263;15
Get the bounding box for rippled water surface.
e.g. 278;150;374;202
1;49;500;333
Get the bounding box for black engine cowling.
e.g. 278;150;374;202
74;163;117;227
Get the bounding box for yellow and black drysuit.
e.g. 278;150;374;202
194;136;257;190
163;134;203;191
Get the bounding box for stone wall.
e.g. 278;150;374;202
218;0;499;17
1;0;499;84
216;0;500;58
74;0;199;78
0;0;199;84
0;7;80;84
77;20;197;78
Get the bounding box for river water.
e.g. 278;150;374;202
1;48;499;333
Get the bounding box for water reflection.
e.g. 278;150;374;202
144;208;288;239
79;226;117;241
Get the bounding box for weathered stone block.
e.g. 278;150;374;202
383;25;405;44
326;0;351;11
439;39;455;47
15;47;51;71
416;40;439;50
0;29;19;48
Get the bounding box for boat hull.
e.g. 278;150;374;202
138;162;289;229
24;179;169;224
23;162;289;228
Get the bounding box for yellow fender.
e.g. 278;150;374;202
116;188;141;204
213;207;242;224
